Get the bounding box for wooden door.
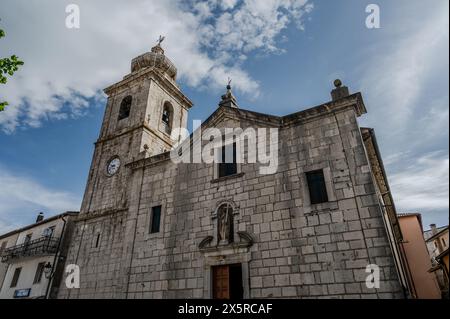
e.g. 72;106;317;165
213;266;230;299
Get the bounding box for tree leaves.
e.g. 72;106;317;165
0;24;24;112
0;101;8;112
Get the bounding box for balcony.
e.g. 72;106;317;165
1;237;60;263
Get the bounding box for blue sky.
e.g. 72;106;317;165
0;0;448;233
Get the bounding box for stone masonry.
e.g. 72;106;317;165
57;43;405;299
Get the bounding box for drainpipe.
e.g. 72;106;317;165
45;215;67;299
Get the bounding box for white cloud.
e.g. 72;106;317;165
0;0;312;133
356;2;449;224
0;219;20;236
389;151;449;212
359;1;449;141
0;166;81;234
193;0;313;54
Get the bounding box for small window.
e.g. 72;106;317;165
24;234;32;246
10;267;22;288
0;241;6;254
33;262;46;284
118;96;132;121
306;170;329;205
94;233;101;248
43;226;55;238
219;143;237;178
150;206;162;234
442;238;446;247
162;102;173;134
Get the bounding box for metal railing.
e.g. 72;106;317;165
1;237;60;263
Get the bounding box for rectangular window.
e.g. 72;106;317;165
219;143;237;178
33;262;45;284
150;206;162;234
24;234;32;245
10;267;22;288
0;241;6;255
43;226;55;238
306;170;329;205
94;233;101;248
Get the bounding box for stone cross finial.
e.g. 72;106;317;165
157;35;165;46
219;77;238;108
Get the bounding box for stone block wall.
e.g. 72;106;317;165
59;104;404;299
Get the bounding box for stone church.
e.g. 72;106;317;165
57;42;411;299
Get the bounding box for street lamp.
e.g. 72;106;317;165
44;262;53;279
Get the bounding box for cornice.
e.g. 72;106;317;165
124;92;367;171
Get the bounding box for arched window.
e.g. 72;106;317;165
217;203;234;244
162;102;173;134
118;96;132;121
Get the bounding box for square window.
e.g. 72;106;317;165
306;170;329;205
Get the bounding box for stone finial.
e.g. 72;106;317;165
334;79;342;88
219;78;239;108
151;35;166;55
331;79;350;101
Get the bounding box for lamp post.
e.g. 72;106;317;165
44;262;53;279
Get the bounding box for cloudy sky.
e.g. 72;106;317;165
0;0;448;233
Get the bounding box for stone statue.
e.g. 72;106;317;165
218;204;232;243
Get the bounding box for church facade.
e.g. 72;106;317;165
57;42;410;299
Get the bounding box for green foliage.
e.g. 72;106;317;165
0;24;24;111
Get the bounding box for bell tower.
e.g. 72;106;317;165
80;39;193;215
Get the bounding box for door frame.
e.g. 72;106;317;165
203;249;251;299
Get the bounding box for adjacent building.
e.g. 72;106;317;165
0;212;78;299
56;42;411;299
397;213;441;299
424;224;449;298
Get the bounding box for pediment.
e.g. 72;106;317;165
199;231;254;253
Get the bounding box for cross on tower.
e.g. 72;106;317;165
157;35;165;46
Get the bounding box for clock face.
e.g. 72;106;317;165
107;158;121;176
